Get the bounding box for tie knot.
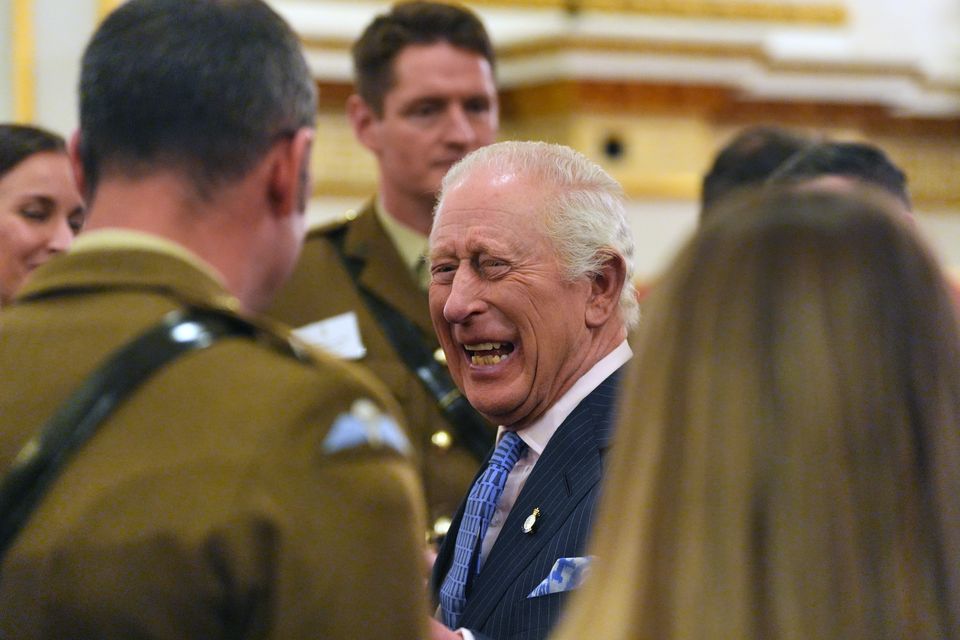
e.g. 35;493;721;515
489;431;526;471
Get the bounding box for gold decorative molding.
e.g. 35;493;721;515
303;34;956;100
316;81;355;110
11;0;35;123
616;172;702;199
305;79;959;209
340;0;847;25
97;0;126;20
496;35;955;94
583;88;960;207
311;76;960;137
300;37;348;52
501;80;735;117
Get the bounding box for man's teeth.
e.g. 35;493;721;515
464;342;502;351
463;343;509;366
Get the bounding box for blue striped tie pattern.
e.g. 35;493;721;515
439;431;528;629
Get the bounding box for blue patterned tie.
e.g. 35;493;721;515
439;431;527;628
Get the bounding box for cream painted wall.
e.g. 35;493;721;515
0;0;95;135
843;0;960;81
32;0;95;135
0;0;11;120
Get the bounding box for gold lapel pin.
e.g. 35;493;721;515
522;507;540;534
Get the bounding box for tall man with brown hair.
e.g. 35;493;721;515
269;1;500;536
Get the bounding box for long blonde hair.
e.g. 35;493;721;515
553;187;960;640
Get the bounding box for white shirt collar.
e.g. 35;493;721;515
497;340;633;456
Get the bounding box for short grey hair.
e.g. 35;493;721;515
437;140;639;329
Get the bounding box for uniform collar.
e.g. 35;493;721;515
374;197;430;290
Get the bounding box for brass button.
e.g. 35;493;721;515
431;430;453;450
433;347;447;365
344;208;358;221
432;516;452;538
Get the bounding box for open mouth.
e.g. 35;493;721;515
463;342;516;366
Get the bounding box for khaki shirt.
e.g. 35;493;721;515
0;235;429;639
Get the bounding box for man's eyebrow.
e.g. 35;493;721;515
428;245;454;260
21;194;55;206
402;96;446;109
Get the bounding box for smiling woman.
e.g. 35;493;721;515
0;124;84;306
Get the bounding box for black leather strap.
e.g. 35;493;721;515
0;307;255;562
329;227;494;462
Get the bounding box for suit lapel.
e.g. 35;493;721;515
342;201;436;338
458;369;623;629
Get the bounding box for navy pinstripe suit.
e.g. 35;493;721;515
430;368;624;640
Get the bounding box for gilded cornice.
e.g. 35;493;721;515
302;35;958;104
340;0;847;25
11;0;35;122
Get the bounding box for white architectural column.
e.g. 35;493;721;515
33;0;97;135
0;0;100;135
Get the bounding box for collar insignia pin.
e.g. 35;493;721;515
522;507;540;534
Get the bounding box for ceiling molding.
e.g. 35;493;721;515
277;1;958;116
302;34;960;118
333;0;848;25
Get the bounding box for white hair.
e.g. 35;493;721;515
437;140;639;329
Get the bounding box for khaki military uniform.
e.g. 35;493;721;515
0;234;428;639
268;200;486;536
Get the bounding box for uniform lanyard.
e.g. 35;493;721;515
0;308;254;565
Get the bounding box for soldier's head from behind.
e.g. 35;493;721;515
700;125;813;220
78;0;317;202
75;0;318;311
768;140;912;217
348;1;499;230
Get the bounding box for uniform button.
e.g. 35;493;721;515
344;209;358;221
433;348;447;365
431;430;453;450
433;516;452;538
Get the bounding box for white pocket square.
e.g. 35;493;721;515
527;556;593;598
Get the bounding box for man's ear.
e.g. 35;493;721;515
346;94;381;154
67;130;88;198
585;252;627;328
267;127;314;219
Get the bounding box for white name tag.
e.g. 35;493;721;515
292;311;367;360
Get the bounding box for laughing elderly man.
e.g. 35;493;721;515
427;141;639;640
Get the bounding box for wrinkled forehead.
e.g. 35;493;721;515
434;168;552;226
430;170;555;253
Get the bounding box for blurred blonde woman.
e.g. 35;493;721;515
553;187;960;640
0;124;84;306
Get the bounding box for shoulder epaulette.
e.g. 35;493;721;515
305;208;362;240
